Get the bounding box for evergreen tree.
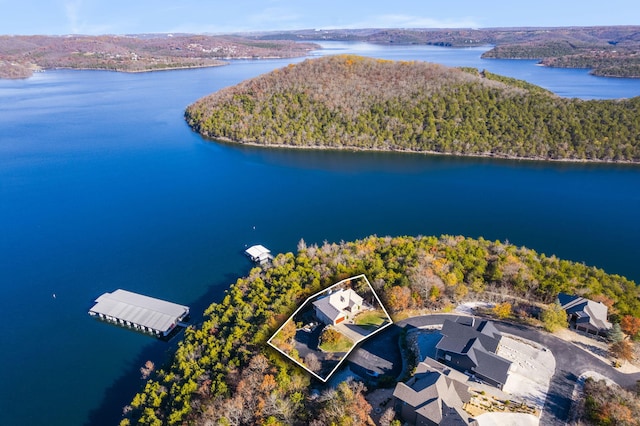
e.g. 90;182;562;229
608;323;625;343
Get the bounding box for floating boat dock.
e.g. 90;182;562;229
88;289;189;337
245;244;274;264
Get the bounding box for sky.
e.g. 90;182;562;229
0;0;638;35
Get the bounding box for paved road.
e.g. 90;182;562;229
348;313;640;425
493;320;640;425
346;323;403;378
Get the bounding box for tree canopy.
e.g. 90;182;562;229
186;55;640;163
122;234;640;425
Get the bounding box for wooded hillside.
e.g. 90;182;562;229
122;234;640;425
186;55;640;163
0;35;318;79
262;26;640;78
482;41;640;78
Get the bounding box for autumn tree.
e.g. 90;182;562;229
272;320;296;349
140;360;155;380
582;378;640;425
380;407;397;426
493;302;512;319
311;379;371;426
610;340;634;361
428;285;441;301
621;315;640;339
319;328;342;345
541;301;569;332
386;285;411;312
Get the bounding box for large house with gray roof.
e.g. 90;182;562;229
435;318;512;389
393;358;477;426
558;293;612;337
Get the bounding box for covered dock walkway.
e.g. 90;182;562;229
89;289;189;337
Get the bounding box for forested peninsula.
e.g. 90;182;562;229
185;55;640;163
122;234;640;425
0;35;317;79
482;41;640;78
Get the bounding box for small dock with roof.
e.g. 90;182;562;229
245;244;273;264
88;289;189;337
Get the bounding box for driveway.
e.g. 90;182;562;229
334;322;371;342
346;313;640;425
347;323;403;379
293;326;322;360
493;321;640;425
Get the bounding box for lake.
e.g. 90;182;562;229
1;42;639;426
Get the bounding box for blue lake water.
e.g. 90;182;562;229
1;43;640;425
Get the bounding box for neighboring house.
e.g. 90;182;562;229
393;358;477;426
313;288;364;325
435;318;512;389
558;293;612;337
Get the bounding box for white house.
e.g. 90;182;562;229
313;288;364;325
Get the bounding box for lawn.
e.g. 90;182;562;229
355;310;389;329
319;329;354;353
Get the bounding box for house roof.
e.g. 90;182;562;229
471;348;512;386
436;318;512;385
393;361;474;425
437;319;501;354
558;293;612;331
416;358;472;402
313;288;363;322
329;288;363;310
312;295;344;322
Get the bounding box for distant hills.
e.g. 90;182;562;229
186;55;640;163
0;34;318;78
254;26;640;78
2;27;640;79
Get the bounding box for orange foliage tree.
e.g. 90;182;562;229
621;315;640;338
385;286;411;312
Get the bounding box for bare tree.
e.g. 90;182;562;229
380;407;397;426
305;353;322;372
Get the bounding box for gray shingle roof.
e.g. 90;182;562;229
436;318;512;386
558;292;612;331
472;348;511;386
393;361;474;425
436;319;501;354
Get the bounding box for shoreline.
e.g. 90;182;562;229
0;53;313;79
50;62;229;74
201;134;640;166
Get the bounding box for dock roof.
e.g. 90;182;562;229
245;245;273;262
89;289;189;335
